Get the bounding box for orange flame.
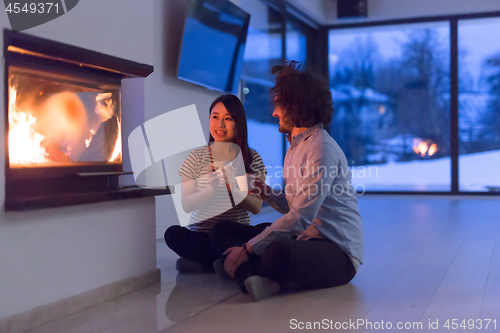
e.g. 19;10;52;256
109;120;121;162
414;141;428;157
9;79;121;165
8;84;48;164
413;139;438;158
428;144;437;156
95;92;121;162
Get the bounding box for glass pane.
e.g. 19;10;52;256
286;21;307;67
240;0;283;188
328;22;450;191
8;67;121;167
458;17;500;192
241;0;281;83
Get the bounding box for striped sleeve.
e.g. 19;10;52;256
179;151;199;180
250;149;266;176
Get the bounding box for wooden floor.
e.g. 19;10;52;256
164;196;500;333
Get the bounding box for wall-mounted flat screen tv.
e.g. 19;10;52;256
177;0;250;94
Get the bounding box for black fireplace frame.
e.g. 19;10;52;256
4;29;171;210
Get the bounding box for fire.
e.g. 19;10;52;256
412;138;438;157
95;92;121;162
8;84;48;164
109;121;121;162
428;144;437;156
9;78;121;165
414;141;428;157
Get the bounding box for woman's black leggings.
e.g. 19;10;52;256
164;225;216;271
164;222;271;272
209;221;356;293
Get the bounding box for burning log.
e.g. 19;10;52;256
40;137;70;163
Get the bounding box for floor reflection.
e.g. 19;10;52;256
156;240;240;331
27;242;240;333
164;272;240;323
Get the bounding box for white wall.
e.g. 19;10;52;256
0;0;156;320
288;0;500;25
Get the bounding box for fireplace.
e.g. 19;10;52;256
9;68;122;166
4;30;170;210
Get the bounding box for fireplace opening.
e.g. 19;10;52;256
4;29;170;210
9;66;122;167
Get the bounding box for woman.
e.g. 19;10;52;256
164;94;268;272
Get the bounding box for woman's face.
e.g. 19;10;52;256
209;102;237;142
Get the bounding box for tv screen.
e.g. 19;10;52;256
177;0;250;94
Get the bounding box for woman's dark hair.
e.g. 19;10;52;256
208;94;253;173
270;60;333;127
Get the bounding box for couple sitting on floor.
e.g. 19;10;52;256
164;61;364;302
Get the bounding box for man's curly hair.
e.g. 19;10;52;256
270;60;333;127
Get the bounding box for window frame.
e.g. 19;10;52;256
326;10;500;196
240;0;324;189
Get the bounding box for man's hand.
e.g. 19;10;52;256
223;246;249;278
247;174;270;200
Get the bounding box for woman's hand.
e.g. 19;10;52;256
223;246;249;278
223;165;238;190
206;165;220;190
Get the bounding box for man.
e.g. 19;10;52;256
210;61;364;301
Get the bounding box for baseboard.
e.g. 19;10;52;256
0;268;161;333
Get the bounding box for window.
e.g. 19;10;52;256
286;20;307;66
239;0;318;189
458;17;500;191
240;0;283;188
329;22;451;191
